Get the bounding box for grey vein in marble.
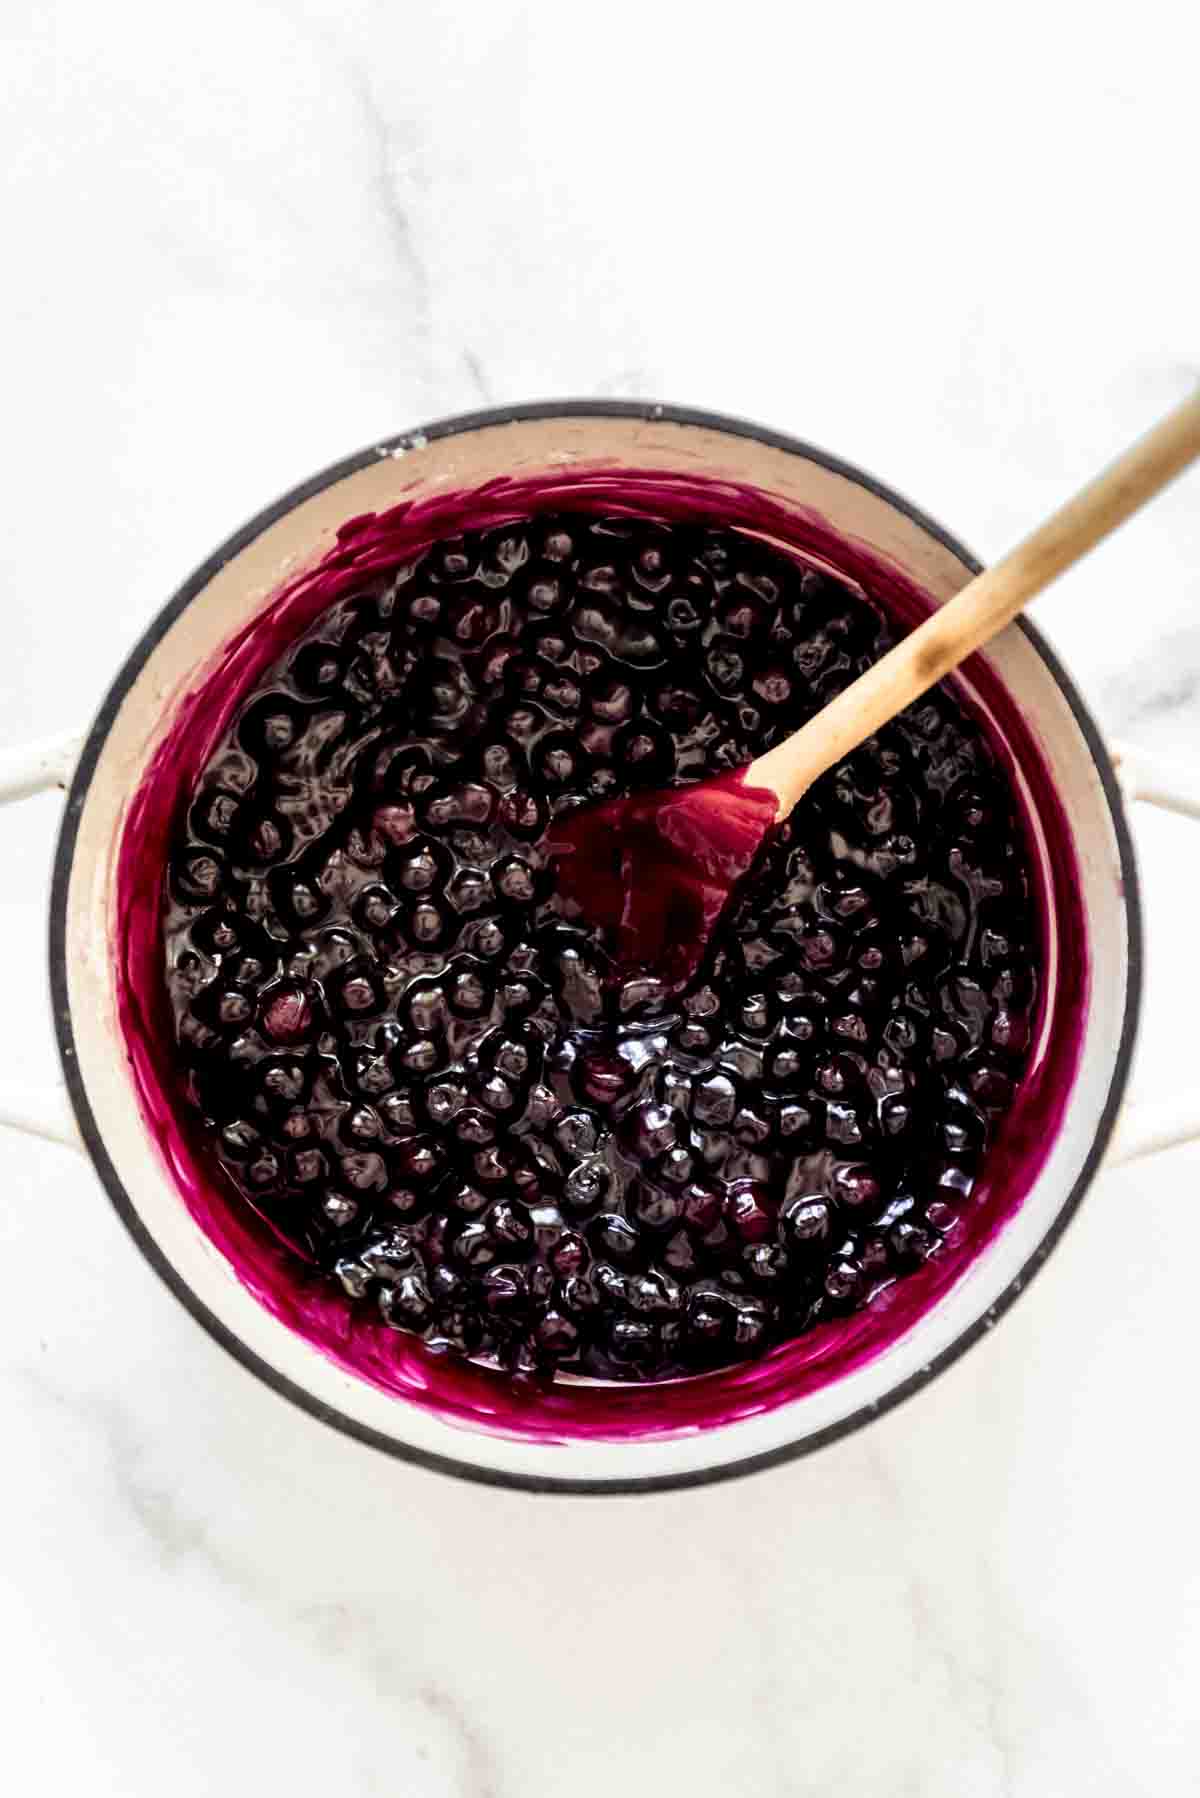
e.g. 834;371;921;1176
1101;625;1200;729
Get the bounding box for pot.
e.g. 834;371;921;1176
3;400;1199;1493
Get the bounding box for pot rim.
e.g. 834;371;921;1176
48;398;1144;1494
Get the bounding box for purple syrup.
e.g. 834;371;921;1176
115;467;1088;1443
547;770;780;986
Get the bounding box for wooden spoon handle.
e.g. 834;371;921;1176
751;388;1200;814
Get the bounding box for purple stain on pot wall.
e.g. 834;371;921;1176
114;465;1089;1444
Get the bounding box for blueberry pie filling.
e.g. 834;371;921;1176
162;511;1041;1383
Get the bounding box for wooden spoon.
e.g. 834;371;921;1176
548;389;1200;980
749;387;1200;814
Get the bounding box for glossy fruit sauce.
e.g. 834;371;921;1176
117;467;1086;1440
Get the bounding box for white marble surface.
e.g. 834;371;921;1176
3;1;1200;1791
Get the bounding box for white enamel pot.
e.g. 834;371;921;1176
4;402;1200;1493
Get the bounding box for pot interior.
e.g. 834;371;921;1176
57;409;1136;1488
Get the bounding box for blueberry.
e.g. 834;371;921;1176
494;856;537;904
268;869;331;931
352;885;398;934
497;786;547;839
550;1231;588;1275
360;1228;418;1279
744;1242;791;1286
452;1223;498;1269
322;1192;359;1228
479;1073;518;1113
733;1105;772;1149
191;786;242;846
172;848;227;904
330;963;384;1018
657;1144;695;1186
831;1163;881;1210
393;1136;444;1183
487;1199;532;1253
425;1080;469;1124
390;838;445;895
554;1110;600;1158
783;1195;833;1248
238;695;303;759
379;1090;417;1133
291;641;346;695
824;1101;865;1147
449;1181;489;1216
691;1073;739;1128
889;1219;936;1264
575;1053;633;1108
398;1035;447;1076
482;1264;528;1314
777;1101;816;1145
590;1214;641;1261
447;867;493;916
725;1180;775;1242
340;1151;388;1193
624;1101;678;1159
632;1185;684;1230
259;982;316;1045
681;1181;723;1235
563;1158;612;1215
472;1146;508;1185
824;1258;864;1303
455;1108;497;1148
379;1272;435;1331
607;1318;656;1365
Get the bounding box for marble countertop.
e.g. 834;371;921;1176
3;2;1199;1791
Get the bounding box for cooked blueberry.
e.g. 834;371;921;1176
783;1195;833;1248
554;1110;600;1157
353;885;397;933
379;1272;434;1330
393;1136;444;1183
238;695;303;758
487;1199;532;1252
632;1185;684;1230
341;1104;383;1144
534;1310;580;1355
360;1227;417;1278
590;1214;641;1261
259;982;316;1044
494;856;537;904
575;1052;633;1107
681;1181;723;1234
607;1317;656;1364
378;1090;417;1133
330;964;384;1017
564;1158;612;1215
831;1163;881;1210
408;900;452;947
691;1073;739;1128
452;1223;498;1269
725;1180;775;1242
624;1101;678;1159
340;1151;388;1193
172;849;226;903
424;1079;469;1124
321;1192;358;1227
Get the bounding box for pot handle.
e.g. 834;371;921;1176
1110;738;1200;823
0;730;87;1150
0;730;1198;1162
1106;739;1200;1163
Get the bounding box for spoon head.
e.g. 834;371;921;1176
545;769;780;985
